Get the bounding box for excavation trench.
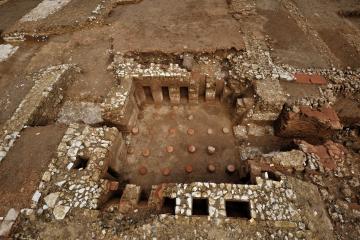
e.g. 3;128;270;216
105;52;252;200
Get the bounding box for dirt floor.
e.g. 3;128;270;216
0;125;66;215
121;102;240;193
108;0;245;53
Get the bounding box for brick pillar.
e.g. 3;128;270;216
215;78;224;99
135;85;146;106
192;71;205;101
148;184;165;210
169;87;180;105
189;79;199;104
208;197;226;218
205;77;216;102
175;196;192;216
221;85;232;103
119;184;141;214
151;85;163;105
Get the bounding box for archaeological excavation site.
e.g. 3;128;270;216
0;0;359;239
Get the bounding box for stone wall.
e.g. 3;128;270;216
112;54;227;106
29;123;120;220
0;64;79;163
118;177;301;223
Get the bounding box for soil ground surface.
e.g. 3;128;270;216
0;125;66;215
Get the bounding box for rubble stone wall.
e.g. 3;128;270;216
0;64;79;163
30;123;120;220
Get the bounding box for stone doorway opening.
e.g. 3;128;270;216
73;156;89;170
143;86;154;103
192;198;209;216
180;86;189;103
161;197;176;215
225;200;251;219
162;86;170;103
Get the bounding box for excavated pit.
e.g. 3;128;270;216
120;103;242;194
104;51;256;198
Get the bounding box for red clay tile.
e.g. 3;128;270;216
309;74;327;84
138;166;148;175
294;73;326;85
187;128;195;136
188;145;196;153
226;164;236;173
294;73;311;84
207;164;216;173
108;181;119;191
166;145;174;153
142;148;150;157
300;106;342;129
161;167;171;176
185;164;193;173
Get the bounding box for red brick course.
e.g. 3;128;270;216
294;73;327;85
296;140;346;170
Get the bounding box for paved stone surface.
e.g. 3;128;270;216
20;0;73;22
